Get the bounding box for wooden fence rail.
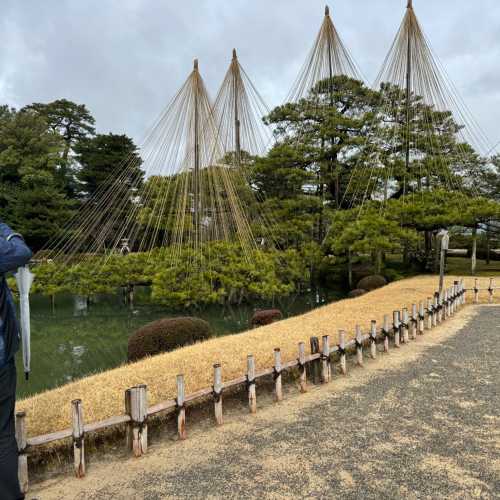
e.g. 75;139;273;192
15;280;473;493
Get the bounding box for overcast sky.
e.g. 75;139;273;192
1;0;499;152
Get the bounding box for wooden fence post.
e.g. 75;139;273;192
125;389;132;450
370;320;377;359
383;315;390;353
393;311;400;347
436;292;442;323
418;301;425;334
338;331;347;375
410;304;418;340
443;290;449;319
247;355;257;414
432;295;438;327
474;278;479;304
461;279;465;305
213;364;223;426
401;308;409;344
274;348;283;401
71;399;85;478
16;411;28;495
309;336;321;384
176;376;187;440
130;385;148;455
321;335;331;383
427;298;433;329
298;342;307;393
355;325;363;366
489;278;494;304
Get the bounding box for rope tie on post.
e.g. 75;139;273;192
246;376;256;389
272;366;282;381
355;338;363;349
212;386;223;404
337;345;346;357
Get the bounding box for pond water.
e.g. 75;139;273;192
15;287;345;399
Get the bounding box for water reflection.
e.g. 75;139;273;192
16;286;344;399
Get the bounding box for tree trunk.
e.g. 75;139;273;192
347;248;353;289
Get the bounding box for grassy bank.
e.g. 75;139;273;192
18;275;498;439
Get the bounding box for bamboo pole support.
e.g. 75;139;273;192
383;314;390;353
71;399;85;478
298;342;307;393
401;308;409;344
16;411;28;495
370;320;377;359
321;335;331;383
355;325;363;366
474;278;479;304
418;301;425;334
213;363;223;426
338;331;347;375
274;348;283;401
176;376;187;440
489;278;494;304
247;355;257;414
309;336;321;384
393;311;400;347
129;385;148;455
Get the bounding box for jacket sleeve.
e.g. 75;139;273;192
0;222;33;274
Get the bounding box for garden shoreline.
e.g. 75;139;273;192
17;275;497;439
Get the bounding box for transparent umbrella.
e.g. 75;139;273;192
15;266;35;380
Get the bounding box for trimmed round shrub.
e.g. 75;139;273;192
356;275;387;291
348;289;367;298
250;309;283;327
128;317;211;362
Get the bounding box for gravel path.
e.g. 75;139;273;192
30;306;500;499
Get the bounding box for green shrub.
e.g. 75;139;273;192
127;317;212;362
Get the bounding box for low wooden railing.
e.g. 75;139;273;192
14;279;480;493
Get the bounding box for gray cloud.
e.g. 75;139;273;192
1;0;499;152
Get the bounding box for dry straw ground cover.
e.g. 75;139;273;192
18;275;497;439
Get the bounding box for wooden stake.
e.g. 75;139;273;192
124;389;133;450
401;308;409;344
130;385;148;455
298;342;307;393
393;310;400;347
274;348;283;401
309;336;321;384
427;298;433;330
176;376;187;440
432;295;438;327
489;278;494;304
370;320;377;359
16;411;28;495
247;355;257;414
321;335;331;383
355;325;363;366
474;278;479;304
383;314;390;353
213;364;223;426
409;304;417;340
338;331;347;375
71;399;85;478
418;301;425;334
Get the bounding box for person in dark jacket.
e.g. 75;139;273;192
0;221;32;500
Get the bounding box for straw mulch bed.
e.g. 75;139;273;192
18;275;497;439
